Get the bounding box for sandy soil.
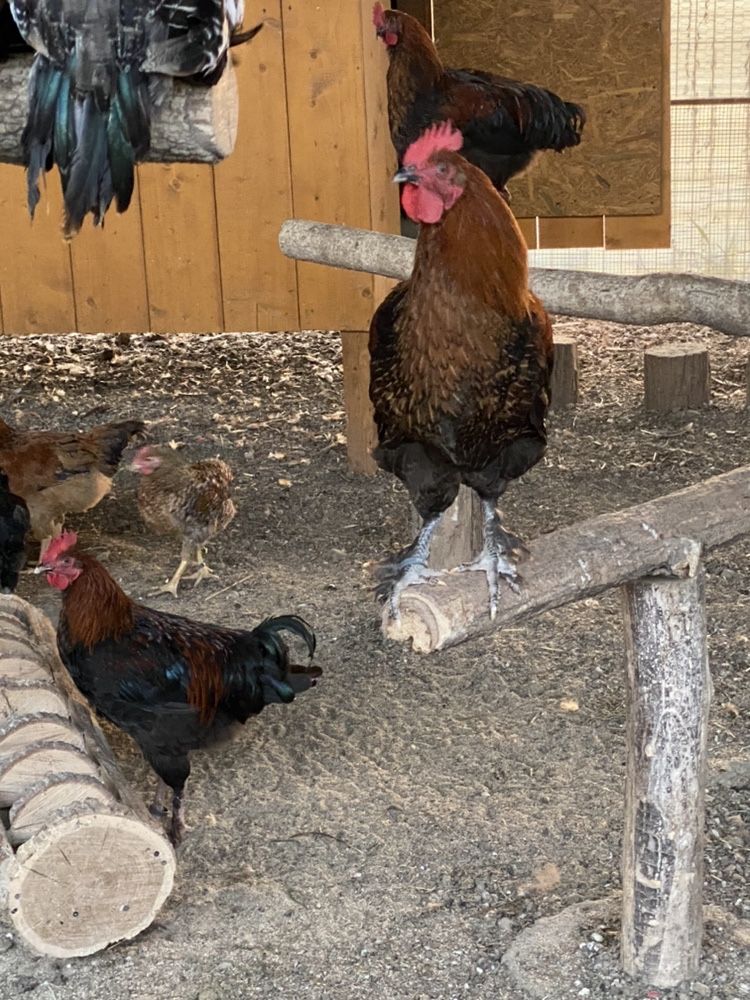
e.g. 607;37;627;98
1;320;748;1000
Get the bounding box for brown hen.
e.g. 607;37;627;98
0;416;145;556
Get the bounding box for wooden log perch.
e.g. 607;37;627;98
550;336;579;409
0;55;238;165
279;221;750;338
644;344;711;411
621;555;710;986
381;465;750;652
0;595;175;959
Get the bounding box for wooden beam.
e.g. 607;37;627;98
278;221;750;339
0;595;175;958
380;465;750;652
0;55;239;166
621;554;709;986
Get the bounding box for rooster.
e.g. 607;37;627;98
373;3;585;200
130;444;236;597
0;416;145;555
8;0;264;236
0;469;30;593
369;122;553;619
37;531;321;844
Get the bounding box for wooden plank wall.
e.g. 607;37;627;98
0;0;399;336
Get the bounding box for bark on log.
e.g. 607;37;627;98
621;554;710;986
550;336;579;410
278;221;750;338
0;55;239;165
644;344;711;412
0;595;175;958
382;465;750;652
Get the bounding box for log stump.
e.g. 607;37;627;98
0;595;175;958
644;344;711;412
550;336;579;410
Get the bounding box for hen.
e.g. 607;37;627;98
0;469;30;593
130;444;236;597
0;416;145;554
373;4;585;199
37;531;320;844
8;0;263;236
369;122;553;618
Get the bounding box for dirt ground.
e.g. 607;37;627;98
1;319;749;1000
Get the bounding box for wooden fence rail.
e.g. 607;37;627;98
279;220;750;337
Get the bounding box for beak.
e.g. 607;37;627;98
393;166;418;184
34;564;52;575
375;25;386;38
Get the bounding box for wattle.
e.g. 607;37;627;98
401;184;444;224
47;571;71;590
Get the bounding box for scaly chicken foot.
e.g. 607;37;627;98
155;547;216;597
149;779;171;821
374;515;442;621
169;790;188;847
457;500;527;619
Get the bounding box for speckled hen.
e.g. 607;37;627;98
131;445;236;597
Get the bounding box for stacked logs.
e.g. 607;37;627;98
0;595;175;959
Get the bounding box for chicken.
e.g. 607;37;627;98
369;122;553;619
0;416;145;554
373;4;585;200
8;0;264;236
0;469;30;593
37;531;320;844
130;444;236;597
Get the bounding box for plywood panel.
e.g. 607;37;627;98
282;0;374;330
516;217;538;250
0;165;76;335
214;4;299;332
434;0;667;218
538;217;604;249
69;174;149;334
137;163;224;333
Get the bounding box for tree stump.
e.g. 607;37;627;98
550;336;579;410
621;549;710;986
644;344;711;412
0;595;176;958
409;487;482;570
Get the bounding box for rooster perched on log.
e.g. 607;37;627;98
37;532;321;844
369;122;553;619
7;0;263;236
373;3;585;200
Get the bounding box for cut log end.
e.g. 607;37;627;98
644;343;711;412
6;808;175;958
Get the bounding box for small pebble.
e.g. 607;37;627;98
590;931;604;943
691;983;710;998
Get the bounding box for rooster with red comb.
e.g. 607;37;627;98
372;3;585;201
369;122;553;619
36;531;320;844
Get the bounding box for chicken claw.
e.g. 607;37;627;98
457;500;526;619
373;515;443;620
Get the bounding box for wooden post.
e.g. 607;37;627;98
0;596;175;958
621;544;710;986
746;358;750;409
550;336;579;410
341;331;378;475
644;344;711;412
410;486;483;569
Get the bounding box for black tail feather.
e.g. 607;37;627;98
252;615;319;706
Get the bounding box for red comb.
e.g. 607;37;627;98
41;531;78;564
372;3;385;28
403;121;463;167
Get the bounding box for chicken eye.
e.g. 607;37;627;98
435;162;448;176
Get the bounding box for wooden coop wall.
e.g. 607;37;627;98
0;0;400;337
410;0;672;251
